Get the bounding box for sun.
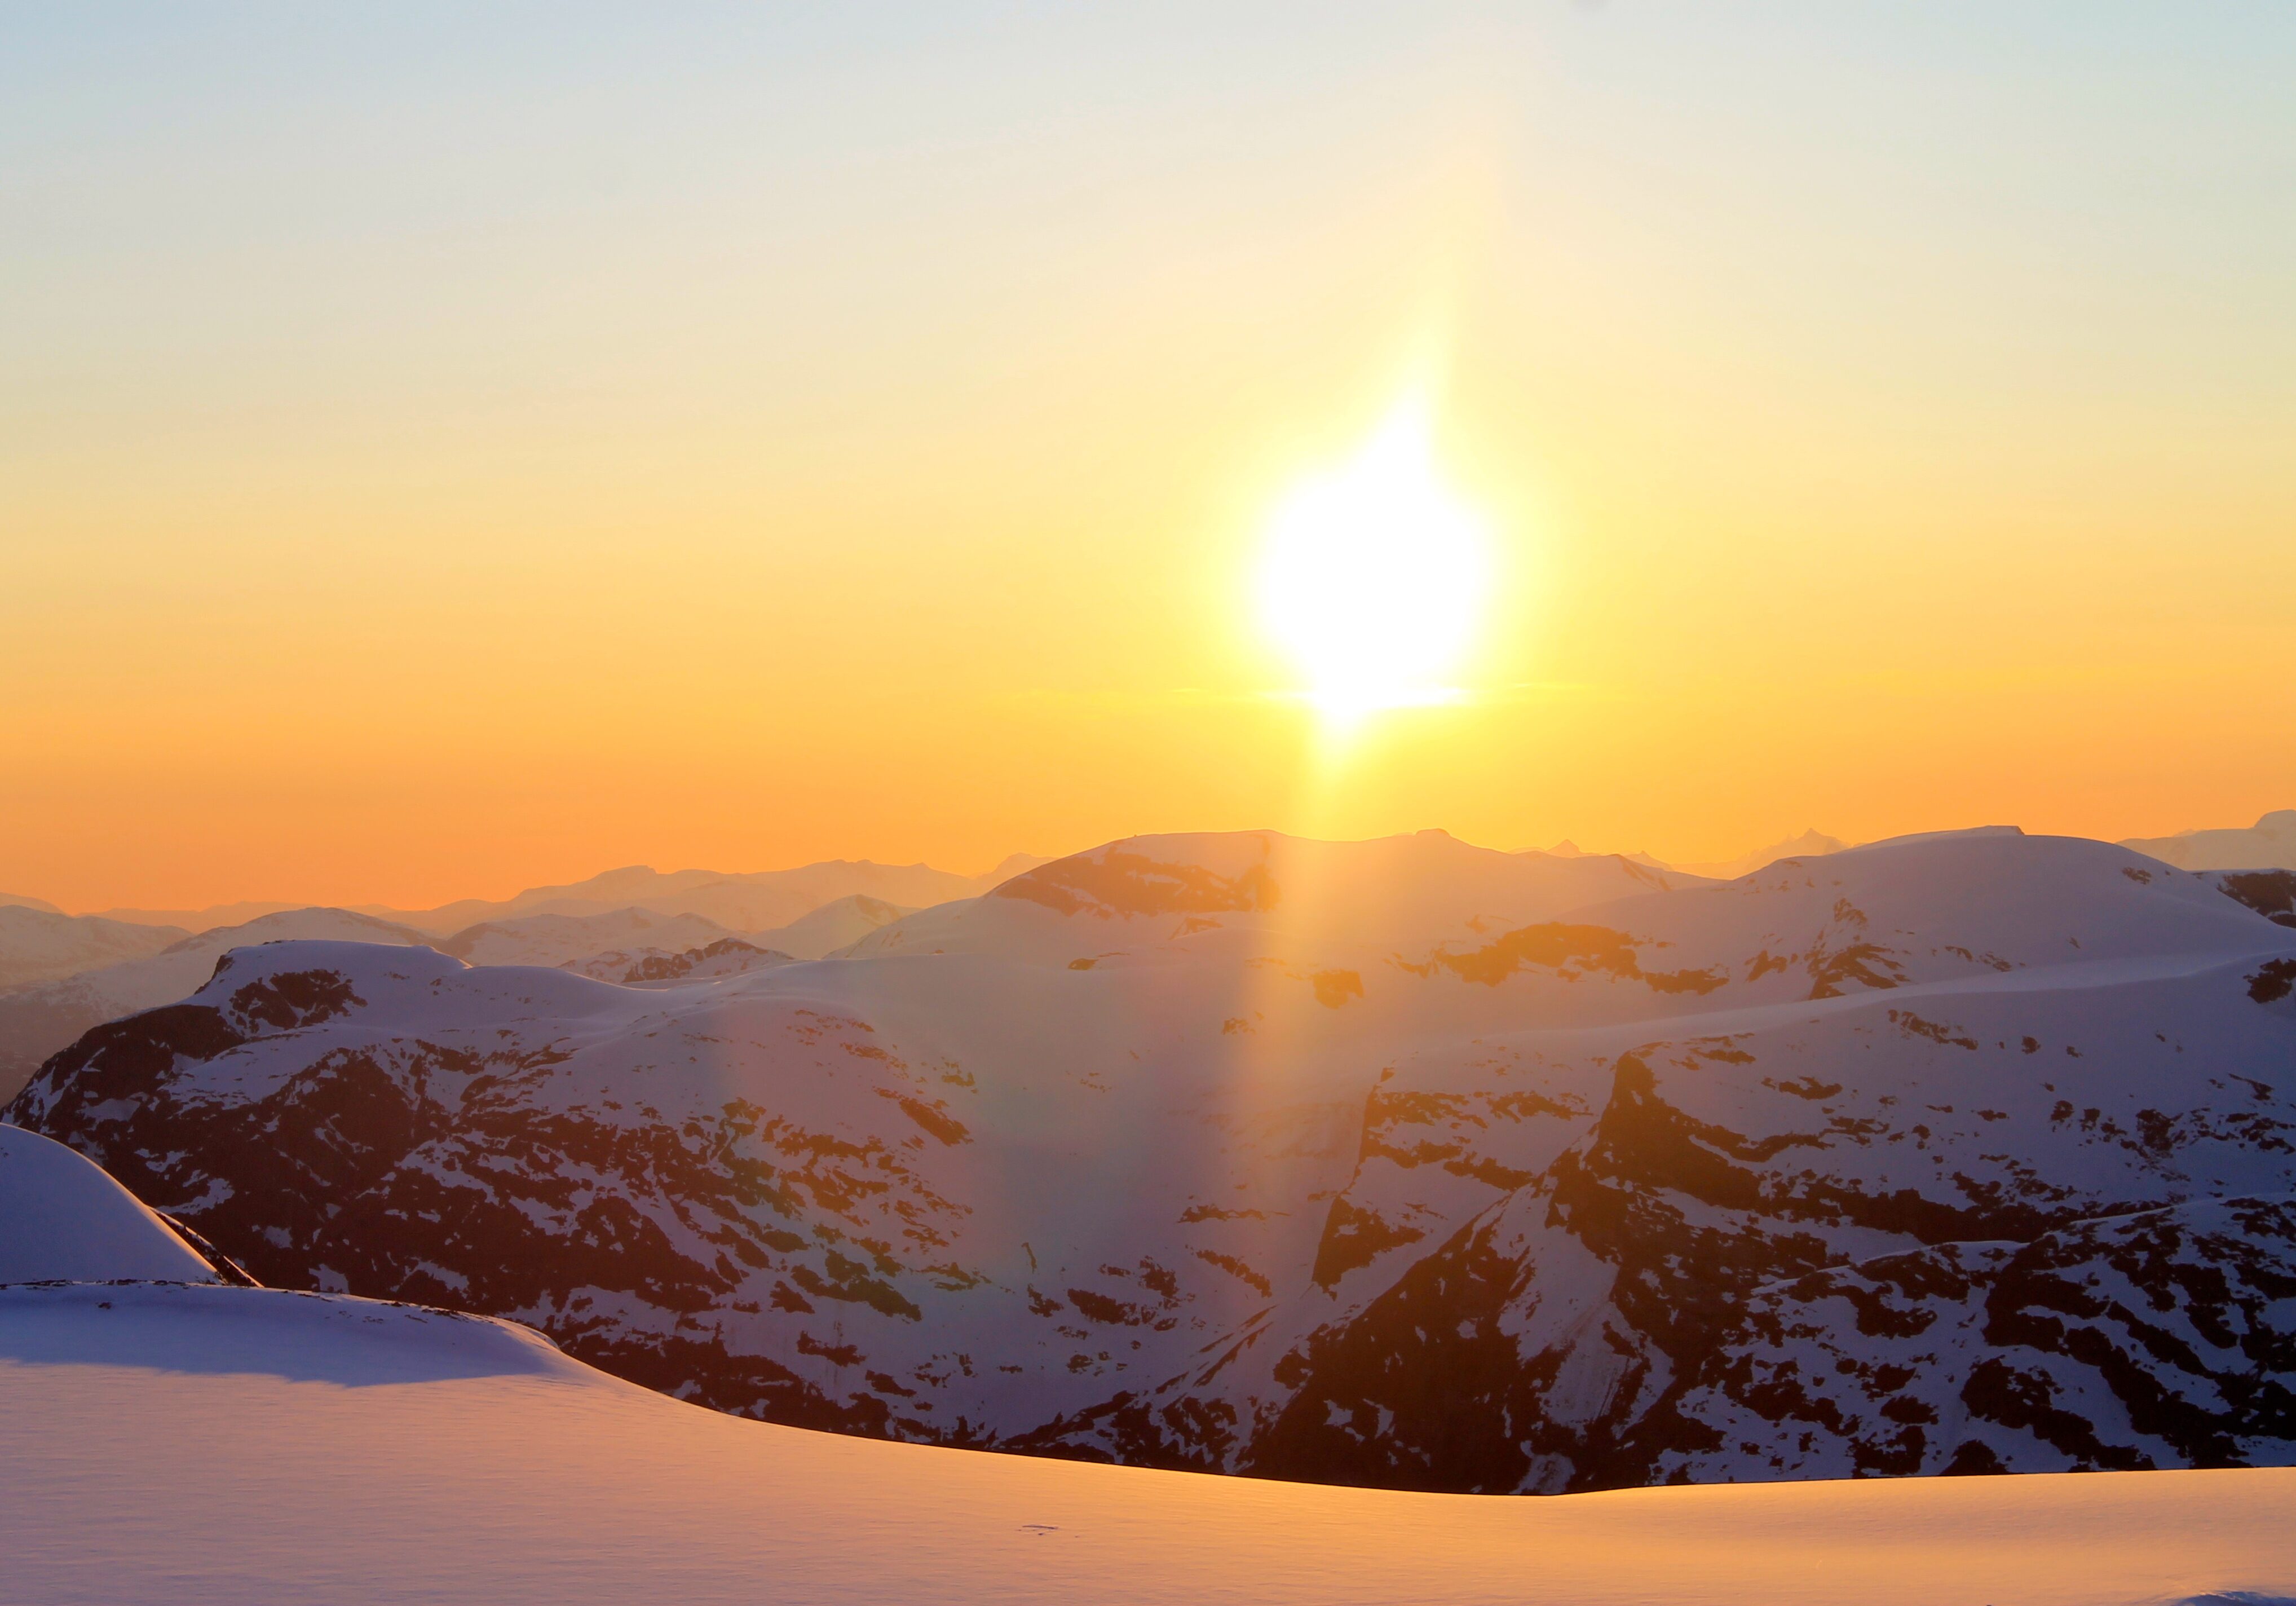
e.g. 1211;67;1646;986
1257;395;1492;723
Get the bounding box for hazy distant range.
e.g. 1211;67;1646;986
20;811;2295;936
7;854;1049;938
1;810;2289;1102
0;857;1046;1100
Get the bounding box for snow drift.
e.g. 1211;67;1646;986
2;1275;2291;1605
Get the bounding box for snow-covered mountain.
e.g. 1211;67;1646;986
0;892;924;1098
757;893;915;959
81;899;308;933
560;937;794;985
1530;839;1671;869
2125;810;2296;872
0;905;188;990
1533;828;1845;880
11;828;2295;1495
0;907;430;1102
1665;827;1850;880
978;850;1056;885
846;828;1694;961
439;907;744;969
3;1137;2284;1604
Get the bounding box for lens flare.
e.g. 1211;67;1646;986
1257;395;1491;724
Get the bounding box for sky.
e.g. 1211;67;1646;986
5;2;2294;912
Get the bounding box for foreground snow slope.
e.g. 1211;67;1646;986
0;1124;219;1284
14;828;2296;1492
0;1281;2289;1606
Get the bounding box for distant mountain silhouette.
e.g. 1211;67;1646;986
1665;827;1849;880
2122;809;2296;872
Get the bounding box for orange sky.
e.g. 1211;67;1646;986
5;6;2294;912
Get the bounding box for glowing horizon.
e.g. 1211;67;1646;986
5;6;2295;912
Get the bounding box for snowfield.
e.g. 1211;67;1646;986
0;1123;220;1285
1;1278;2292;1606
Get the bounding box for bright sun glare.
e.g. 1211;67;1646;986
1258;395;1493;724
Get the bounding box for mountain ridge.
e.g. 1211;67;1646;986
12;827;2293;1494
